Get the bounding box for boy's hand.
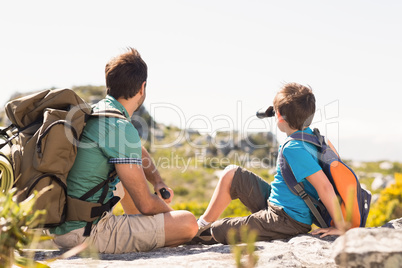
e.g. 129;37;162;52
311;227;343;238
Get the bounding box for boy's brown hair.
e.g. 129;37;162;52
105;47;147;100
273;82;315;130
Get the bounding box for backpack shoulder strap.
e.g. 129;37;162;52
91;108;128;121
279;129;329;228
287;128;323;148
0;124;18;150
279;128;323;194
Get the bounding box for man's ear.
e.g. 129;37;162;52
140;81;147;95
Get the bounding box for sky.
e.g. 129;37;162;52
1;0;402;162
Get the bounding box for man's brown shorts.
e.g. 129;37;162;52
210;166;311;244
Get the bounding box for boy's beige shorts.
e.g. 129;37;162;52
52;212;165;253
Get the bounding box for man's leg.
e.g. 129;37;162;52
164;210;198;246
89;210;197;253
117;182;197;246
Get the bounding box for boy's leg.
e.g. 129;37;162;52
203;166;273;243
200;165;271;228
202;165;239;223
229;167;271;213
211;202;311;244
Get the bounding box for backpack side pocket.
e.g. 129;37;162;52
33;108;85;174
27;173;67;227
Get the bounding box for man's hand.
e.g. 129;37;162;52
142;146;174;203
311;227;343;238
154;183;174;204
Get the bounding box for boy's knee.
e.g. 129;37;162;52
220;165;239;182
223;164;239;173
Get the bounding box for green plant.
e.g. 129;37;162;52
0;187;92;267
171;199;251;219
0;187;48;268
227;225;259;268
220;199;251;219
172;201;209;218
366;173;402;227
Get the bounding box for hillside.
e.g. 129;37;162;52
1;86;402;226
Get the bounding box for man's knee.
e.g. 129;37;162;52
182;211;198;238
165;210;198;239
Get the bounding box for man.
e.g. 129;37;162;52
50;48;198;253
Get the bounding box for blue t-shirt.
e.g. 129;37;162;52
268;127;321;225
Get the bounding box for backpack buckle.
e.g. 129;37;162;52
294;184;308;199
313;128;324;146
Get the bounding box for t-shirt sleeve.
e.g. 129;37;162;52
99;118;142;165
283;141;321;182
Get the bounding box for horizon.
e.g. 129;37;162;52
1;0;402;162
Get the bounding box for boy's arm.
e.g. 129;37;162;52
141;146;174;203
306;170;344;237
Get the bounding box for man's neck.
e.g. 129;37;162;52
116;97;138;117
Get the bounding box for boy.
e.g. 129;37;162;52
195;82;343;244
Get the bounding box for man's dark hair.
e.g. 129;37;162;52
273;82;316;130
105;47;147;100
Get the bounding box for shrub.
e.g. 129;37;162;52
228;225;259;268
172;199;250;219
366;173;402;227
172;201;209;218
174;186;190;196
0;188;48;267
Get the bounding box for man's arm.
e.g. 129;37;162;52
116;163;173;215
141;146;174;202
306;170;344;237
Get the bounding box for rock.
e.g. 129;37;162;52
371;174;395;191
31;218;402;268
34;234;338;268
379;161;394;170
332;228;402;268
255;234;337;267
381;217;402;229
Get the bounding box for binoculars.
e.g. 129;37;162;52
155;188;171;199
256;106;275;119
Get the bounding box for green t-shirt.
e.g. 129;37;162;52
50;95;142;235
